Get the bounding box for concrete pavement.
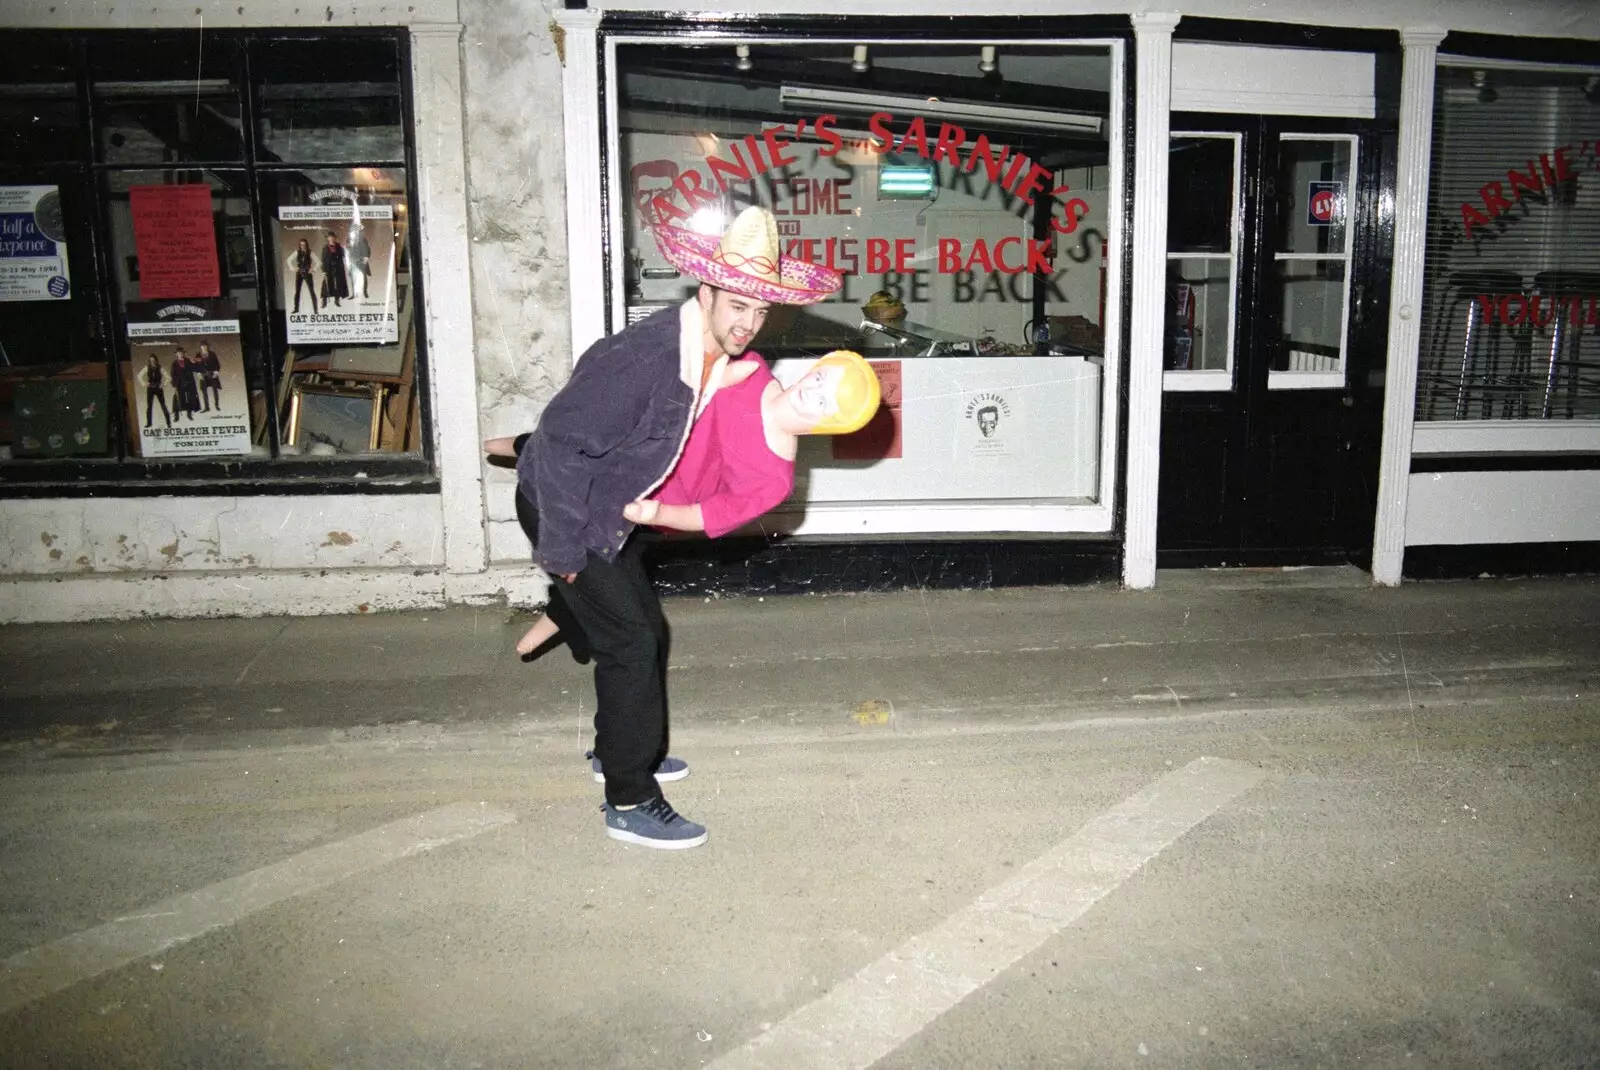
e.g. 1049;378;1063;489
1;569;1597;1067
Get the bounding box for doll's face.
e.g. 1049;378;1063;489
782;364;846;428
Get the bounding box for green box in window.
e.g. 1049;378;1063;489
12;379;109;457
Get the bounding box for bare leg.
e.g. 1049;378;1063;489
516;613;560;657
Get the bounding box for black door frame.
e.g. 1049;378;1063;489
1157;110;1397;568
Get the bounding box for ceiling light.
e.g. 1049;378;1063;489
979;46;997;74
1470;69;1498;104
851;45;870;74
778;84;1103;135
735;45;752;72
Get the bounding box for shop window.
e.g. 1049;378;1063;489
1415;62;1600;423
613;40;1119;514
0;29;429;490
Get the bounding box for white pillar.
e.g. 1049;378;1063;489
555;8;607;359
1122;13;1180;591
1371;29;1446;586
412;22;487;575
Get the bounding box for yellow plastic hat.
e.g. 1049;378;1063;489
807;350;882;435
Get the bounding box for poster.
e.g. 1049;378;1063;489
832;359;902;461
277;200;397;345
122;300;252;458
0;185;71;302
129;184;221;299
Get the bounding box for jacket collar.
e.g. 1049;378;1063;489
678;297;729;417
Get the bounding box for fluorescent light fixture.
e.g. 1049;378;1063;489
879;163;936;199
779;84;1102;135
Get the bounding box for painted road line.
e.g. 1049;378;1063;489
710;756;1263;1070
0;802;515;1016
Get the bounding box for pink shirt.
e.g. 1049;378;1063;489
654;357;794;538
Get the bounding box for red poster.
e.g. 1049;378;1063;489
832;359;902;461
129;184;221;299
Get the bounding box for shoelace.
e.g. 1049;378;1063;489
640;796;682;824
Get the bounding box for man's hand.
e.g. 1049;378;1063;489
559;572;578;583
622;499;661;525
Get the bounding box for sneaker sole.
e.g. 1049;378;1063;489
592;767;689;784
605;825;708;849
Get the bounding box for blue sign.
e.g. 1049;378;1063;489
1307;181;1342;227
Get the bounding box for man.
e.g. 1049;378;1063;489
319;231;349;308
978;404;999;438
196;342;223;413
517;206;841;849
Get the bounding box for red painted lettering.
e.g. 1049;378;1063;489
1001;152;1030;193
1504;293;1530;326
964;135;1011;182
964;240;995;274
894;238;916;274
707;143;753;191
834;179;852;215
1048;197;1091;236
1477;294;1500;326
932;123;967;165
1507;160;1543;201
763;124;799;168
1461;201;1491;240
1025;240;1054;274
1013;163;1053;205
649;194;690;224
1480;180;1513;218
743;135;768;177
896;116;931;159
671;170;719;210
814;114;844;159
992;236;1024;274
866;112;895;155
866;237;892;273
938;238;962;274
1554;145;1577;182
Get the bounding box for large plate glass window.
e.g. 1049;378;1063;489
609;39;1123;534
0;28;427;485
1415;62;1600;425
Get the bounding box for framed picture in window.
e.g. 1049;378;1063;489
224;223;256;283
285;382;382;453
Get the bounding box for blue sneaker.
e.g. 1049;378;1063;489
603;796;708;850
588;750;688;784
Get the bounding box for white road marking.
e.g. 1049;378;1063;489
0;802;515;1015
710;756;1263;1070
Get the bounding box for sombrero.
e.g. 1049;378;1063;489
653;206;842;307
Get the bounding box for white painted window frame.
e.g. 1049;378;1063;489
1268;132;1358;391
1163;131;1241;393
598;33;1127;537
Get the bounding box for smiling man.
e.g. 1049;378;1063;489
510;206;842;850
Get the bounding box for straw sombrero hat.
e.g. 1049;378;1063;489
653;206;842;307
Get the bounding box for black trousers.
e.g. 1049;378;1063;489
516;488;670;807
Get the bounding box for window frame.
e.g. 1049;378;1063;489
1163;130;1242;393
1266;131;1358;391
0;27;435;497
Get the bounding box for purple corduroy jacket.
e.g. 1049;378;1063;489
516;299;728;576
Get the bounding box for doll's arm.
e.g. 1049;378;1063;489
622;499;704;532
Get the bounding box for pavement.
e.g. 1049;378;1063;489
1;567;1597;1067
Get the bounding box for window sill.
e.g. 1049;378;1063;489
0;455;437;498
